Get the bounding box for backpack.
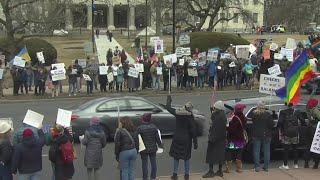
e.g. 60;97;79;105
60;141;75;164
282;109;299;138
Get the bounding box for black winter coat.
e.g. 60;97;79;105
252;109;274;139
206;109;227;164
137;123;162;154
0;139;13;166
11;130;45;174
169;107;197;160
278;108;299;138
114;128;137;161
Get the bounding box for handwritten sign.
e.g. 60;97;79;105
134;64;144;73
285;49;294;61
83;74;92;81
107;72;114;82
268;64;282;76
78;59;87;68
51;69;66;81
157;67;163;75
150;36;160;45
56;108;72;128
179;34;190;45
163;54;177;68
259;74;285;95
99;66;108;75
270;43;279;51
249;44;257;54
23;110;44;129
188;68;198;77
236;45;250;59
36;52;45;63
311;122;320;154
274;53;283;60
13;56;26;68
52;63;65;70
207;48;219;61
221;53;231;59
179;58;185;66
128;67;139;78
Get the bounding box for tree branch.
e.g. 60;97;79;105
9;0;38;10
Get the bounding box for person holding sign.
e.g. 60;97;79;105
84;68;94;95
0;122;13;180
98;64;108;93
67;65;77;96
116;65;125;92
49;67;60;98
12;128;45;180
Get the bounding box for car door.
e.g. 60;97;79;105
127;98;176;135
95;99;131;137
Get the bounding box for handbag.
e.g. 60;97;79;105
233;115;249;144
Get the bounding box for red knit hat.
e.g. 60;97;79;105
141;113;152;123
235;103;246;113
23;129;34;138
307;98;318;109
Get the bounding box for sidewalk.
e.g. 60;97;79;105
148;168;319;180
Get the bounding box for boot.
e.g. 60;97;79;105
215;169;223;177
236;159;243;173
202;170;215;178
171;173;178;180
313;160;319;169
223;161;232;173
184;174;189;180
304;160;309;168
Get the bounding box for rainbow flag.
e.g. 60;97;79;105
276;50;315;105
17;46;31;61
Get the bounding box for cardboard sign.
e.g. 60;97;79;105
52;63;65;70
311;122;320;154
163;54;177;68
0;69;4;80
36;52;45;63
56;108;72;128
134;63;144;73
23;110;44;129
220;53;231;59
268;64;282;76
51;69;66;81
207;48;219;61
274;53;283;60
83;74;92;81
263;48;271;60
179;34;190;45
107;72;114;82
157;67;163;75
179;59;185;66
13;56;26;67
150;36;160;45
249;44;257;54
270;43;279;51
128;67;139;78
259;74;285;95
285;49;294;61
99;66;108;75
286;38;297;49
236;45;250;59
187;68;198;77
154;40;164;54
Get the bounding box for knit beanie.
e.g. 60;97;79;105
23;128;33;138
307;98;318;109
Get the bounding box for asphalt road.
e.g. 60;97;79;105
0;91;311;179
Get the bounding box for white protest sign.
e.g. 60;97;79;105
107;72;114;82
71;69;77;75
236;45;250;59
274;53;283;60
13;56;26;68
259;74;285;95
198;52;207;59
83;74;92;81
249;44;257;54
134;64;144;73
23;110;44;129
286;38;297;49
311;122;320;154
99;66;108;75
128;67;139;78
285;49;294;61
207;48;219;61
112;66;118;76
36;52;45;63
52;63;65;70
198;60;206;67
179;34;190;45
220;53;231;59
150;36;160;45
179;58;185;66
163;54;177;68
270;43;279;51
280;47;286;56
175;47;183;57
187;68;198;77
157;67;163;75
78;59;87;68
181;47;191;56
154;40;164;54
268;64;282;76
229;62;236;68
56;108;72;128
0;69;4;80
0;118;13;130
51;69;66;81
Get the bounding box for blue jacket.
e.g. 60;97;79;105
207;61;217;77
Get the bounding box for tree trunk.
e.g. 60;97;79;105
156;0;162;35
196;17;206;31
207;16;215;32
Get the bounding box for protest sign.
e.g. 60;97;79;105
181;47;191;56
13;56;26;68
198;52;207;59
56;108;72;127
280;47;286;56
0;69;4;80
99;66;108;75
270;43;279;51
0;118;13;130
107;72;114;82
78;59;87;68
229;62;236;68
157;67;163;75
286;38;297;49
310;122;320;154
207;48;219;61
128;67;139;78
220;53;231;59
83;74;92;81
179;59;185;66
150;36;160;45
249;44;257;54
274;53;283;60
134;63;144;73
36;52;45;63
51;69;66;81
198;60;206;67
154;40;164;54
285;49;294;61
263;48;271;60
71;69;77;75
259;74;285;95
187;68;198;77
23;110;44;129
268;64;282;76
179;34;190;45
236;45;250;59
175;47;183;57
51;63;65;70
163;54;177;68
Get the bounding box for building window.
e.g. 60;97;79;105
252;13;258;23
233;13;239;23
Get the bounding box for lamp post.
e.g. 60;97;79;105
91;0;95;53
127;0;130;39
145;0;148;49
172;0;176;52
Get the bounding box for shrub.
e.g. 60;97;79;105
190;32;250;52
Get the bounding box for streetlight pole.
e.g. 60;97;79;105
127;0;130;39
145;0;148;49
172;0;176;52
91;0;95;53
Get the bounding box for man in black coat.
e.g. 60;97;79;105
203;101;227;178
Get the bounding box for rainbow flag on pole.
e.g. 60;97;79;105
17;46;31;61
275;50;315;105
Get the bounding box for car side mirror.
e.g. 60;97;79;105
152;108;162;113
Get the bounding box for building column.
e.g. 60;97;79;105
129;6;136;31
108;5;115;30
65;6;73;30
87;4;92;30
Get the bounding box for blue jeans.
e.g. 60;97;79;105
0;164;12;180
27;74;33;89
198;75;205;88
119;149;137;180
141;153;157;180
253;137;271;170
18;171;41;180
173;159;190;175
68;82;77;95
152;76;160;90
86;81;93;94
